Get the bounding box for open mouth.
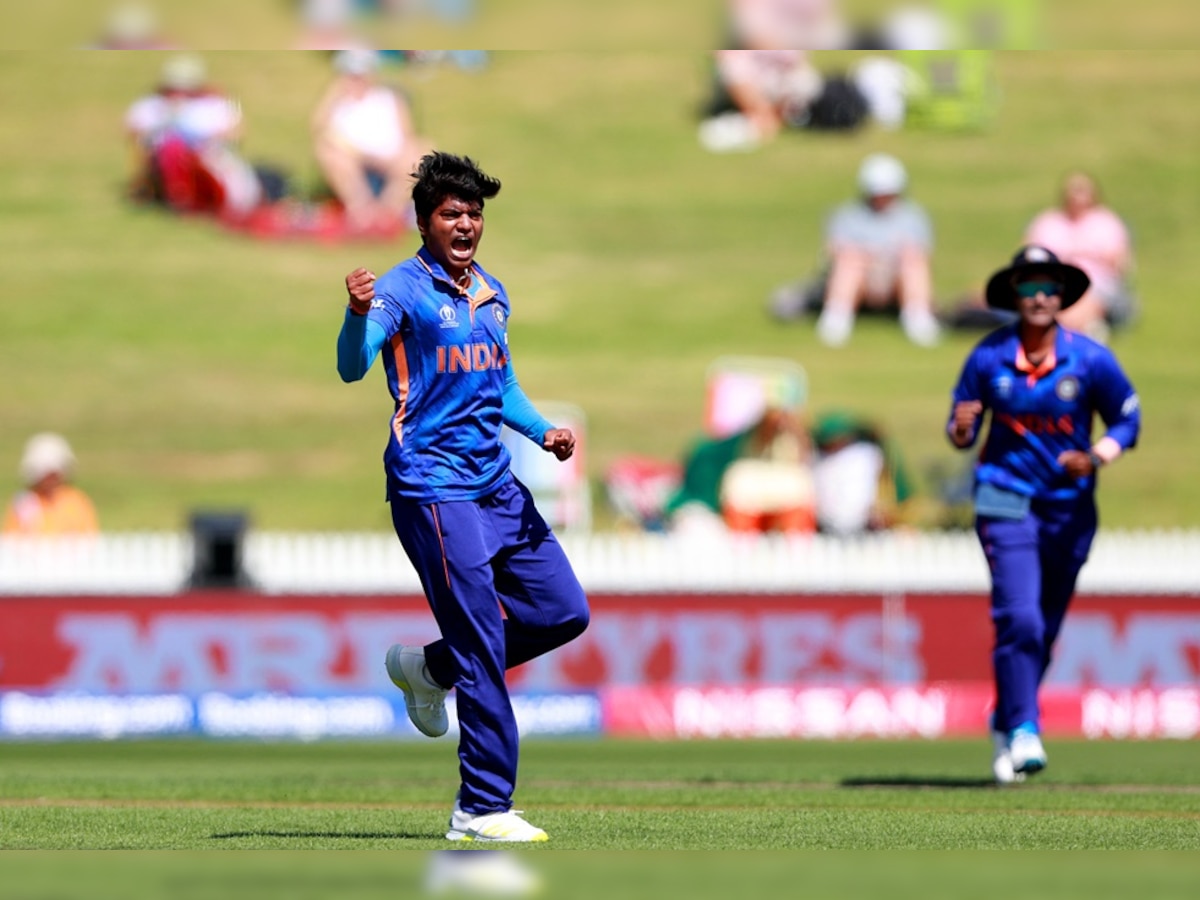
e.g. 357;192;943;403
451;236;473;253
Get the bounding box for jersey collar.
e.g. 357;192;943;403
416;246;498;313
1009;326;1076;385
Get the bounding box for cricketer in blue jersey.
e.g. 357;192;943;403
947;246;1140;785
337;152;589;842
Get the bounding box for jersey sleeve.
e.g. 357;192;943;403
1090;349;1141;451
946;345;987;447
501;361;554;444
336;308;387;382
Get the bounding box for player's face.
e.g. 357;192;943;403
419;195;484;281
1013;275;1062;328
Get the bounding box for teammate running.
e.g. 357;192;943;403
947;245;1140;784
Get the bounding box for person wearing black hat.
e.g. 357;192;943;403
945;245;1141;784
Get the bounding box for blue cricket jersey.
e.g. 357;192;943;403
948;324;1140;501
337;247;554;502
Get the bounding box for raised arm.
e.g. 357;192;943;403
336;267;386;382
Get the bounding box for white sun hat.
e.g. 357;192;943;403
857;152;908;197
161;53;208;91
19;433;77;486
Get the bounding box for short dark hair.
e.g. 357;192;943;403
411;152;501;221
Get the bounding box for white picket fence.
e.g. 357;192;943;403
1;530;1198;595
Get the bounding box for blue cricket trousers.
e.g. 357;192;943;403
389;474;590;816
976;494;1097;733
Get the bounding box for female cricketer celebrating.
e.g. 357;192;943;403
337;152;589;840
947;246;1140;784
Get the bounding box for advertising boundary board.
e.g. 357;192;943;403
1;685;1196;741
1;593;1198;715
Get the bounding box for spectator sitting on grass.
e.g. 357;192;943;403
124;54;263;220
1024;171;1137;342
769;153;941;348
311;48;434;232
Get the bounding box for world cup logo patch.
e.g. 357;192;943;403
493;306;505;326
1055;376;1080;401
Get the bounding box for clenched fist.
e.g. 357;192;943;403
950;400;983;447
542;428;575;461
345;267;377;315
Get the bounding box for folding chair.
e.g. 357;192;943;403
703;356;808;438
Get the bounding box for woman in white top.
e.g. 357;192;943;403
312;49;433;230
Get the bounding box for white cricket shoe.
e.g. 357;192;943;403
446;807;549;843
698;113;761;153
816;308;854;347
385;644;449;737
901;309;941;347
991;729;1026;785
1009;724;1048;775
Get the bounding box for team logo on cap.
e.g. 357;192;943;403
1056;376;1080;401
1026;247;1053;263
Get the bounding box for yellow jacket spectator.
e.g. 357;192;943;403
2;433;99;536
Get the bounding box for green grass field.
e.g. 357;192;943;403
3;36;1200;531
2;737;1198;898
2;738;1198;851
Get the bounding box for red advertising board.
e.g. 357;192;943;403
602;685;1200;740
1;592;1198;694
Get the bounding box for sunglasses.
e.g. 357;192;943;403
1014;280;1063;299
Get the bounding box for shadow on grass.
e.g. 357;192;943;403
210;830;431;841
840;776;998;789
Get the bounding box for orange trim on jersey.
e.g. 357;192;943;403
995;412;1028;436
430;504;453;591
1014;344;1057;387
390;333;410;444
466;266;498;321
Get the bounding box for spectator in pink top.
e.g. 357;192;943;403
1024;172;1136;340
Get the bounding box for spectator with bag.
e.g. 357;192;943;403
698;1;871;152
